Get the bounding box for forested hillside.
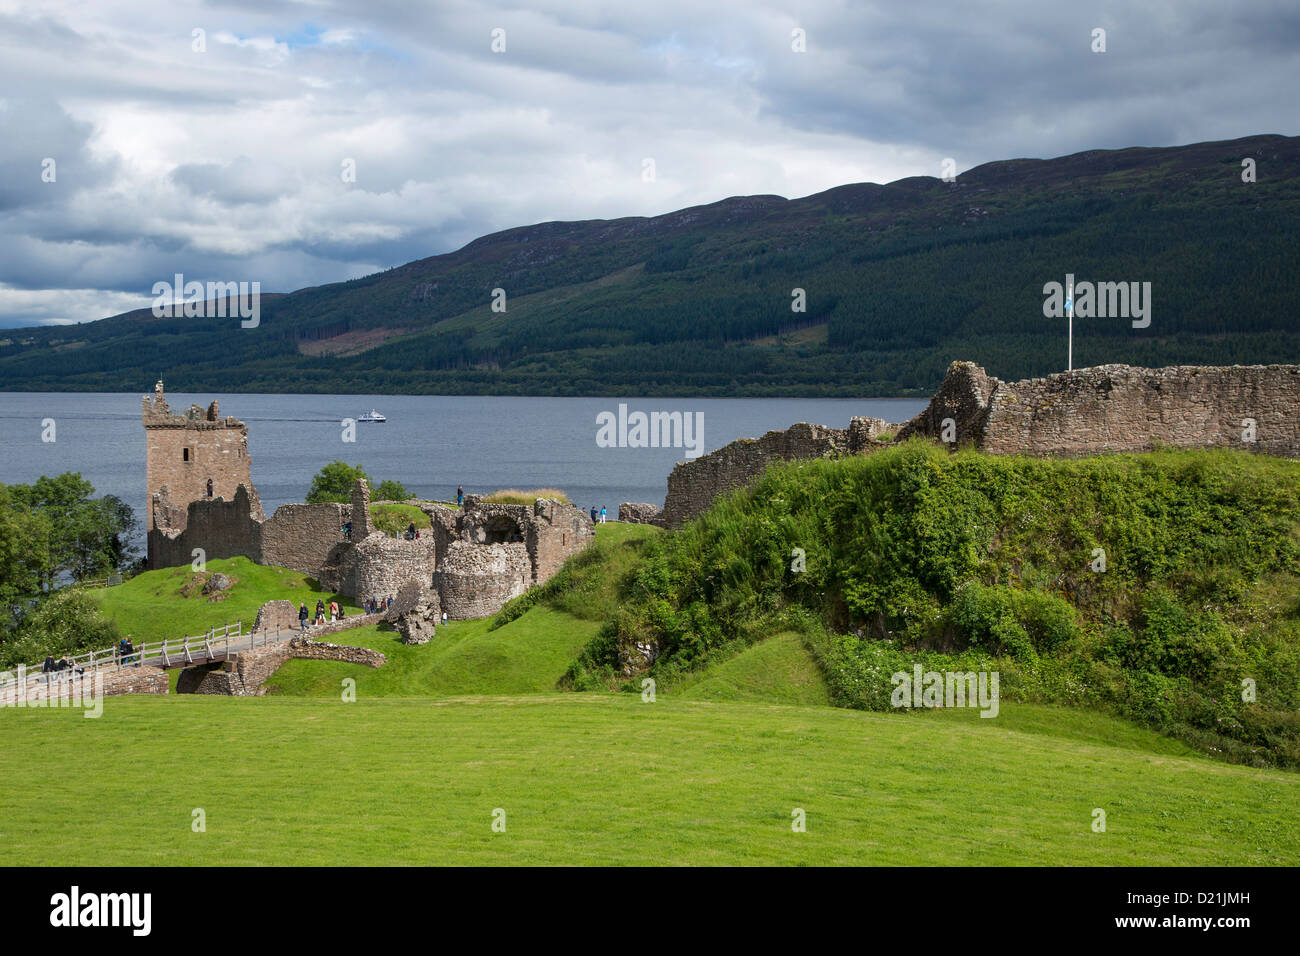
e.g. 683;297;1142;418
2;133;1296;395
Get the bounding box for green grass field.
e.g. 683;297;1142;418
2;690;1296;866
4;521;1294;866
265;607;600;697
671;632;832;707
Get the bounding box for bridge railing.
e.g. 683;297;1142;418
0;619;253;702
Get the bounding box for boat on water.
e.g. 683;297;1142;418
358;409;387;423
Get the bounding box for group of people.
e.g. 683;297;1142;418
298;599;348;629
41;654;86;680
589;506;607;524
363;595;395;614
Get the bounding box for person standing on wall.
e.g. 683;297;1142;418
457;485;464;507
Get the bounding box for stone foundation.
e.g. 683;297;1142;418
177;635;387;696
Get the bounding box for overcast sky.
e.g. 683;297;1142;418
0;0;1295;328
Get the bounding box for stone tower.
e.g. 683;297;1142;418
142;380;262;542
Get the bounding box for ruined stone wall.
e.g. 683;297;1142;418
618;502;664;525
895;362;997;446
148;491;347;579
340;533;437;605
896;361;1300;458
177;633;386;696
148;484;262;569
528;498;595;585
978;364;1300;457
433;541;532;619
252;599;300;634
659;361;1300;528
661;420;895;529
259;503;350;576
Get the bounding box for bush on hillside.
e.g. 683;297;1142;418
560;442;1300;768
0;589;122;669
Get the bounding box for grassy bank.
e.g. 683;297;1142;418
562;443;1300;768
92;556;357;642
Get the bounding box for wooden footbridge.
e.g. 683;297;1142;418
0;620;297;702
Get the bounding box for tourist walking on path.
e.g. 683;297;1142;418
329;600;339;621
299;604;309;630
315;599;326;625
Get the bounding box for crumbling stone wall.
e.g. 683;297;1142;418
177;635;386;696
433;541;532;619
528;498;595;585
901;362;1300;458
149;489;348;577
660;361;1300;527
661;418;894;529
895;362;997;446
149;484;262;569
260;503;350;576
252;599;299;634
618;502;664;525
986;364;1300;456
338;534;437;605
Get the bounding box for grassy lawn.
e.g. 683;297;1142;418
266;607;601;698
93;556;357;643
1;693;1295;866
672;632;832;707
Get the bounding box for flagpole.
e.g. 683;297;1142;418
1066;278;1074;372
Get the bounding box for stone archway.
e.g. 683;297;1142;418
482;514;524;544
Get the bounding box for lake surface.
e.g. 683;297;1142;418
0;392;927;552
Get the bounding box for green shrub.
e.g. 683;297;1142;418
556;443;1300;768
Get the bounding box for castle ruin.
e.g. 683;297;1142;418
143;380;263;562
660;361;1300;527
145;387;594;619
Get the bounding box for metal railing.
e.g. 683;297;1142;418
0;619;272;702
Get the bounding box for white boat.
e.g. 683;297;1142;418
358;409;386;423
